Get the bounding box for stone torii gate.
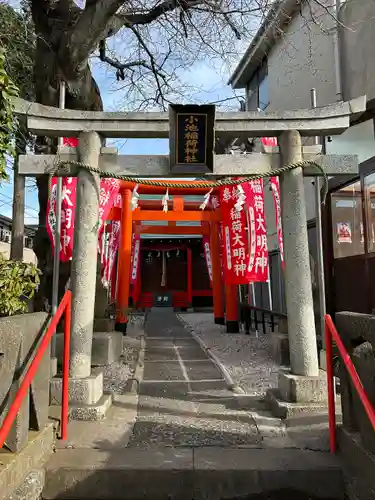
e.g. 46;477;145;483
15;96;365;418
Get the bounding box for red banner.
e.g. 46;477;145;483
102;194;121;289
261;137;277;147
202;236;213;285
98;179;121;240
243;179;269;282
220;186;251;284
46;138;120;263
210;194;224;277
270;176;284;269
46;138;77;262
130;234;141;285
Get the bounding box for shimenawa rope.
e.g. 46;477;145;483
49;155;329;202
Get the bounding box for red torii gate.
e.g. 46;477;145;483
107;180;239;332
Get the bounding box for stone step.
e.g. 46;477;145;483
42;448;344;500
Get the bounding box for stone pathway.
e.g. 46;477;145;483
45;310;340;499
128;309;283;448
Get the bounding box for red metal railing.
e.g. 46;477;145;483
325;314;375;454
0;289;72;448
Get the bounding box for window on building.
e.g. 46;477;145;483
25;237;33;249
246;59;270;111
331;181;364;258
258;61;269;111
247;76;259;111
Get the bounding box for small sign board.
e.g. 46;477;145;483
154;293;173;307
169;104;215;174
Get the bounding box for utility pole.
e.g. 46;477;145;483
310;88;327;353
51;81;66;362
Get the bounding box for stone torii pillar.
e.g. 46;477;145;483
69;132;101;379
279;130;319;378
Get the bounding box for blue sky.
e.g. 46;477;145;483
0;2;247;225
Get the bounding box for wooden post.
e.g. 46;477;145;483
116;189;132;334
225;284;239;333
187;247;193;307
210;222;225;325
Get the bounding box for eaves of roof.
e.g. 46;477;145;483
228;0;302;89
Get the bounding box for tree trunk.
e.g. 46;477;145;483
11;126;28;261
31;4;103;310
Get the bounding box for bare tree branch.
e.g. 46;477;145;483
58;0;128;72
98;37;168;90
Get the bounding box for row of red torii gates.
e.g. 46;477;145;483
107;180;239;332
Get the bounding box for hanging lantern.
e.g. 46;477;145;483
176;249;180;257
157;251;160;258
166;251;170;258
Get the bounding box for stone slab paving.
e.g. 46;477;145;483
128;310;267;448
178;312;280;395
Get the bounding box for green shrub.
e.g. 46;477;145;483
0;48;19;182
0;257;41;316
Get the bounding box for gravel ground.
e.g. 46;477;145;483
178;313;279;395
103;326;143;395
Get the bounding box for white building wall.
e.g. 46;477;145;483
248;1;338;250
326;120;375;164
0;242;37;264
266;1;337;113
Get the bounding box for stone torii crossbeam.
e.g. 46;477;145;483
14;95;366;419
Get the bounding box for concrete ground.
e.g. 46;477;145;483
43;310;342;499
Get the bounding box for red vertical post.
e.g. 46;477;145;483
225;284;239;333
116;189;133;333
61;291;71;441
325;316;336;454
187;247;192;306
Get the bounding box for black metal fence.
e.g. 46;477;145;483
239;303;287;335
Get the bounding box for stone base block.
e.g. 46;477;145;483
54;332;122;365
278;369;328;403
270;332;290;366
115;322;127;334
226;320;239;333
0;424;54;500
94;318;115;332
50;368;103;406
265;388;340;419
50;357;58;377
69;394;112;421
91;331;123;366
338;426;375;500
319;349;327;371
277;317;288;334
